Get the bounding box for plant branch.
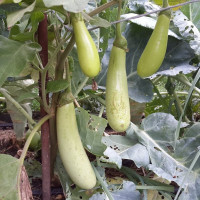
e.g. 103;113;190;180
116;0;122;39
84;90;106;106
73;77;89;97
173;90;190;123
40;33;71;113
136;185;174;192
98;106;105;117
92;163;114;200
0;88;35;126
172;75;200;95
36;53;44;70
154;91;199;97
88;0;118;17
56;35;75;77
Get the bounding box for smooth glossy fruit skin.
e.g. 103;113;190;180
72;19;101;77
137;14;170;78
106;46;130;132
56;102;96;189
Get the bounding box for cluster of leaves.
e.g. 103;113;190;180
0;0;200;200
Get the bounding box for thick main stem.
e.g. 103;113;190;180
38;14;51;200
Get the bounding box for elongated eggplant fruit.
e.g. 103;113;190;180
56;102;96;189
106;46;130;132
137;13;170;78
72;17;100;77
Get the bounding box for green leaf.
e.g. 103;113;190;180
0;36;40;87
6;100;32;138
0;8;8;37
0;154;20;200
173;10;200;56
43;0;89;13
90;16;111;28
70;48;86;95
100;147;122;168
24;159;41;179
128;120;200;199
16;91;38;103
181;2;200;31
141;112;188;148
90;181;141;200
174;123;200;173
98;0;113;60
130;99;146;125
46;79;69;93
7;1;36;27
102;135;149;168
76;107;107;156
10;11;44;41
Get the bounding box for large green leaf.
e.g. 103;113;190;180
0;154;20;200
76;107;107;156
127;117;200;200
0;35;40;87
43;0;89;13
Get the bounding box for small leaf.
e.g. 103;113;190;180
90;16;111;28
90;181;141;200
6;100;32;138
76;107;107;156
102;135;149;168
120;143;150;168
0;154;20;200
7;1;36;27
46;79;69;93
100;147;122;168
